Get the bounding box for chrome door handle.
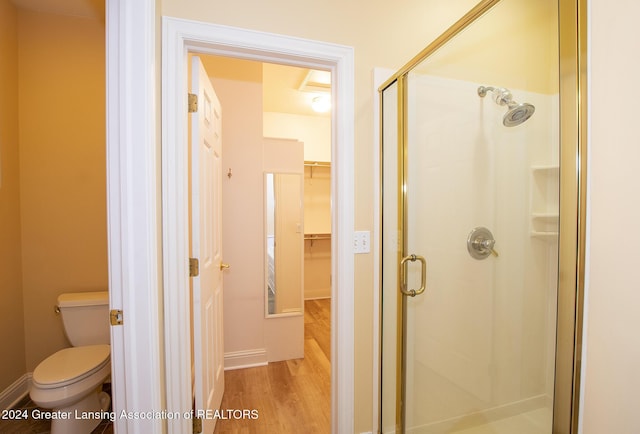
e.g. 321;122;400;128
399;254;427;297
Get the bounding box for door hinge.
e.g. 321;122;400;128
188;93;198;113
189;257;200;277
110;309;123;326
192;416;202;433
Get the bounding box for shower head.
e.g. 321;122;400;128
478;85;535;127
503;101;535;127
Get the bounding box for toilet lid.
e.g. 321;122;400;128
33;345;110;388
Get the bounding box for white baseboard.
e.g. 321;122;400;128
224;349;268;371
0;374;32;410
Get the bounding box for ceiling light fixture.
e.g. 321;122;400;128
311;94;331;113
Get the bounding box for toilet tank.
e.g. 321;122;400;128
57;291;110;346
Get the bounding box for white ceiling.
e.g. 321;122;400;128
199;55;332;117
262;63;331;117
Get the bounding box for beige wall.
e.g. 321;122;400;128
161;1;479;430
0;4;106;393
582;0;640;432
18;9;107;370
9;3;639;433
208;62;268;359
162;1;640;433
0;0;26;393
201;57;307;365
263;112;331;162
419;0;558;95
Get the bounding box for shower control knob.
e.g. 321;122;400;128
467;227;499;260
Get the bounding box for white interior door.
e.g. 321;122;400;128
191;55;224;434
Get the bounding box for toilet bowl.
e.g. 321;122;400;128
29;291;111;434
30;345;111;434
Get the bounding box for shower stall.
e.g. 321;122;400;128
379;0;586;433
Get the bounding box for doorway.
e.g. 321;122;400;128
189;54;333;432
162;18;355;434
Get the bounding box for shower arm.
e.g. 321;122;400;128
477;85;513;106
477;85;495;97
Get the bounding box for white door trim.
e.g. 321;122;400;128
106;1;163;434
162;18;355;434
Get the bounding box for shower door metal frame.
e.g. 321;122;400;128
378;0;588;432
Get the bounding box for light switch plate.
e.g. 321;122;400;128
353;231;371;254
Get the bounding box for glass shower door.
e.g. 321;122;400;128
380;2;561;432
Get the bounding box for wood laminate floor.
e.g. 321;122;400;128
0;384;113;434
0;301;330;434
213;298;331;434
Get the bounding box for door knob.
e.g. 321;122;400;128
220;262;230;270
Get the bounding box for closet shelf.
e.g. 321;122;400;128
304;233;331;247
304;161;331;179
304;233;331;240
304;161;331;167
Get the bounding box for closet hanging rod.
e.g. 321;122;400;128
304;234;332;240
305;161;331;180
304;234;331;247
304;161;331;167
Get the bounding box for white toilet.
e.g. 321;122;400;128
30;291;111;434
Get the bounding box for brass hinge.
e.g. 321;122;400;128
189;257;200;277
110;309;123;326
192;416;202;433
188;93;198;113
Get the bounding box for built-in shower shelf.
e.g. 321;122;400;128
530;166;559;241
531;165;559;173
531;230;559;239
532;213;559;222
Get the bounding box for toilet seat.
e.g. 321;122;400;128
33;345;110;389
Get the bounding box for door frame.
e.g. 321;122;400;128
106;1;164;433
162;18;355;434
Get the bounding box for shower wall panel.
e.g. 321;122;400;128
403;73;558;430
